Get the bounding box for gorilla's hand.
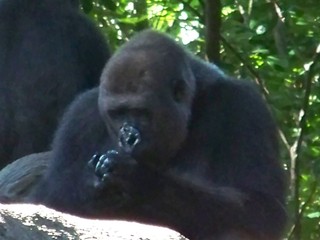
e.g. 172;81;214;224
88;150;135;184
88;150;159;199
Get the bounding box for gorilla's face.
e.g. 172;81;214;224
98;49;195;168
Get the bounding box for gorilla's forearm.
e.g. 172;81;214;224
138;173;286;240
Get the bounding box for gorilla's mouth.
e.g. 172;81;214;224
118;122;141;153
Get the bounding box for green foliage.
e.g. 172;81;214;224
79;1;320;239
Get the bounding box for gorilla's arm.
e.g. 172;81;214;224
30;88;109;213
31;80;286;240
31;30;287;240
134;79;287;240
139;170;285;240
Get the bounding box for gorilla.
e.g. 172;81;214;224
0;0;110;168
30;30;287;240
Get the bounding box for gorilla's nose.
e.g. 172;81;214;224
118;122;141;153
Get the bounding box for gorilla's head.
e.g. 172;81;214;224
98;30;196;168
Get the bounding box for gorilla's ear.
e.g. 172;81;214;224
176;61;196;103
172;78;187;102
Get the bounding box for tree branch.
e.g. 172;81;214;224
220;36;269;95
290;43;320;240
181;0;204;21
287;181;318;240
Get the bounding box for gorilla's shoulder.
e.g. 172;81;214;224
55;88;102;139
64;88;99;117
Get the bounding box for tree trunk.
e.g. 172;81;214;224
204;0;222;65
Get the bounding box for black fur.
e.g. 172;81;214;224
31;30;287;240
0;0;110;168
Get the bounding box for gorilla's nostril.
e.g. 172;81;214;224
127;133;137;146
118;122;141;153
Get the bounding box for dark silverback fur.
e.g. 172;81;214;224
0;0;110;168
30;30;287;240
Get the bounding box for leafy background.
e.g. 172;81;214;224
79;0;320;239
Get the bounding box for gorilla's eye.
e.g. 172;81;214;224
173;79;186;102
